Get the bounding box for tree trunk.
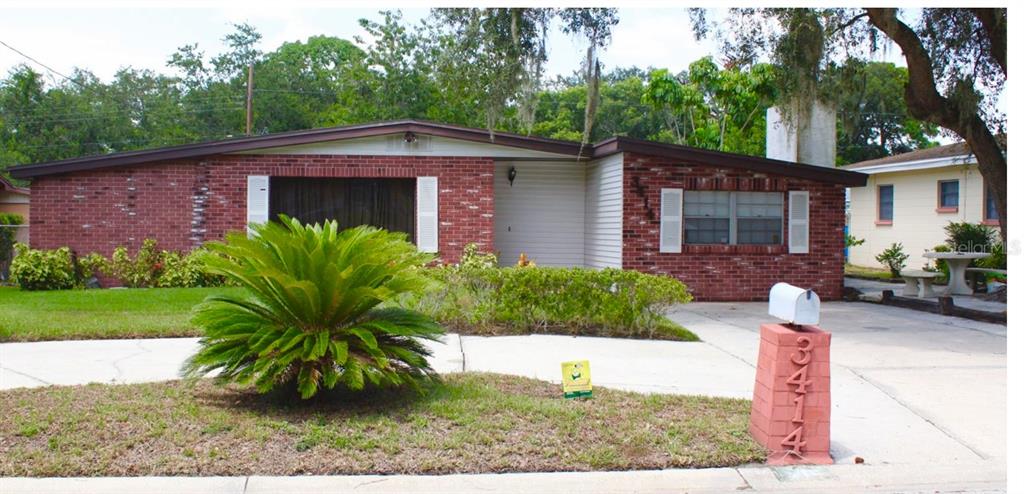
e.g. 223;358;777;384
866;8;1006;240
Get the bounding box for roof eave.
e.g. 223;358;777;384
9;120;588;179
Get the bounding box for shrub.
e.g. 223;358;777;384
156;249;227;288
929;244;951;279
9;244;77;290
875;242;909;277
414;264;693;339
0;213;24;280
458;242;497;269
106;239;162;288
182;217;444;400
976;242;1007;270
944;221;997;253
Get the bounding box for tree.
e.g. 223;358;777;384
825;61;939;164
692;8;1006;237
642;58;777;156
430;8;618;141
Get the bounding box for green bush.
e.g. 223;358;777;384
9;244;78;290
413;264;693;339
156;249;227;288
944;221;997;253
106;239;162;288
182;217;444;400
458;242;498;269
929;244;951;279
976;242;1007;270
0;213;24;280
875;242;909;277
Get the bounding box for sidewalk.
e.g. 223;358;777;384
0;461;1008;494
0;300;1007;492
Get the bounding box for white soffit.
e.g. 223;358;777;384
853;154;976;175
230;134;580;159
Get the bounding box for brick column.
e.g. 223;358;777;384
750;323;833;465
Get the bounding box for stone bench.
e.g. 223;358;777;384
965;267;1007;293
901;270;940;298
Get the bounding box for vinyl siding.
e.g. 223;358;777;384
493;161;585;266
584;154;624;268
848;163;991;268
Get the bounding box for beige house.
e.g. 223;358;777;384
846;141;1000;269
1;176;30;245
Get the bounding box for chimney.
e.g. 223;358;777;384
765;102;836;167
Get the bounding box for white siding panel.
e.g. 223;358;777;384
235;135;575;159
584;154;623;268
494;161;586;267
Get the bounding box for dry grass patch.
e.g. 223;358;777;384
0;373;764;476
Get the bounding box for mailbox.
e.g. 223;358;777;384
768;282;820;326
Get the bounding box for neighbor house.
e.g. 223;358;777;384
9;120;866;300
846;140;1002;269
0;175;30;244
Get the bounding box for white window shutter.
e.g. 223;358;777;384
788;190;810;254
416;177;439;253
246;175;270;233
660;188;683;253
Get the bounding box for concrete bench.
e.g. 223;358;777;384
901;270;940;298
965;267;1007;293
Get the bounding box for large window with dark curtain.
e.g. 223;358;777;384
270;178;415;239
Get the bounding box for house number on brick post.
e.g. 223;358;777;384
781;336;813;455
750;283;833;465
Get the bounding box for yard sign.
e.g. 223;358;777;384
561;360;592;399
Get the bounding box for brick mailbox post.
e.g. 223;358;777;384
751;284;833;465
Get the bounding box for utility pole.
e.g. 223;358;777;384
245;63;254;135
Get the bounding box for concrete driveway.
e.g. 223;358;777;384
0;301;1006;488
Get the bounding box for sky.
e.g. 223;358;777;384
0;6;904;85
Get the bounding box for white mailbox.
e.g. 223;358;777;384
768;282;820;326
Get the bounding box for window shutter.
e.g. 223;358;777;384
416;177;439;253
660;188;683;253
788;190;809;254
246;175;270;234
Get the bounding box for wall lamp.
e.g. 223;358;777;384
507;166;517;186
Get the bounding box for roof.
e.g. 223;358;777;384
845;141;973;170
8;119;867;186
0;175;29;195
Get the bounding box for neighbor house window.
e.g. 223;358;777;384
937;180;959;212
683;191;783;245
984;184;999;224
877;185;894;224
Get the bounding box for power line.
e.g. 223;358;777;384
0;39;84;88
5;103;247;127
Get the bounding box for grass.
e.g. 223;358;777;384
844;263;899;281
0;285;697;342
0;286;244;341
0;373;764;476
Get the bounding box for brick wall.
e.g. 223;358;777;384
30;155;495;265
621;152;846;301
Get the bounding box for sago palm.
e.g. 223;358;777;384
182;216;444;399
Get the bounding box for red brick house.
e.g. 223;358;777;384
9;121;866;300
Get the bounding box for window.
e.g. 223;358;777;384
877;185;894;223
736;192;784;245
985;185;999;222
938;180;959;211
684;191;730;244
683;191;783;245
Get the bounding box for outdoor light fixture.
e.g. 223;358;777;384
404;131;418;143
507;166;517;186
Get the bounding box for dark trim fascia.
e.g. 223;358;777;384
595;137;868;187
9;120;589;179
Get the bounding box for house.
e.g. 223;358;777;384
846;140;1001;269
0;175;30;244
9;120;866;300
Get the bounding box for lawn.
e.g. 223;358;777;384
0;286;243;341
0;373;764;476
844;263;899;281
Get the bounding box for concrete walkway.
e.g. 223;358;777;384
0;301;1007;492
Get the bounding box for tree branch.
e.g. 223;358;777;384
971;8;1006;77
